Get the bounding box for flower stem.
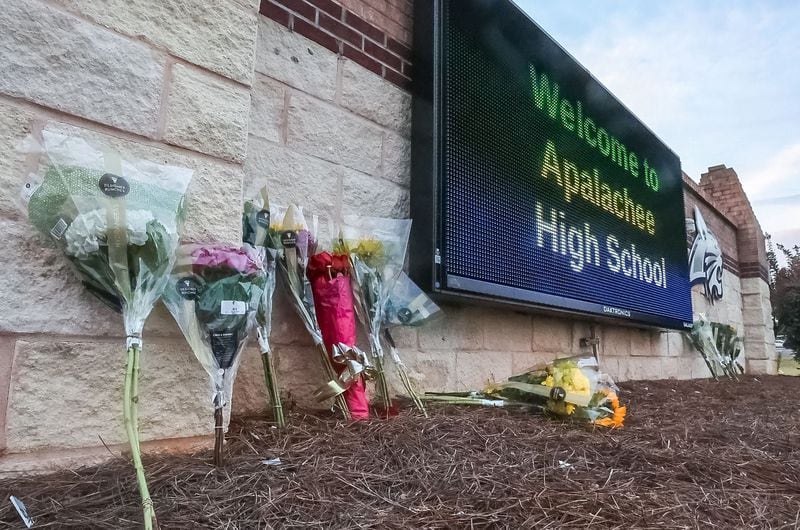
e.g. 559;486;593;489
396;363;428;418
260;351;285;428
123;344;157;530
131;345;142;456
214;404;224;468
372;355;392;419
422;394;510;407
382;330;427;417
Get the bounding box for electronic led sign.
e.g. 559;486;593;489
410;0;694;329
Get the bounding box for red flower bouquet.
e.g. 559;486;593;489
307;252;370;420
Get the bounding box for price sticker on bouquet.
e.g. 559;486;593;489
220;300;247;315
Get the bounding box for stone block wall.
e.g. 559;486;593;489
683;176;746;335
0;0;262;469
698;166;776;372
0;0;776;471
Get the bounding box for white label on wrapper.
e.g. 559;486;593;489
50;217;68;240
221;300;246;315
577;357;598;368
20;179;40;204
407;293;431;318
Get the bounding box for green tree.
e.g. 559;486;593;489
766;233;800;358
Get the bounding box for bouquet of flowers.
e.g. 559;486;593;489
268;204;351;419
425;356;626;428
242;187;283;427
381;271;442;417
713;323;745;375
336;215;415;417
307;250;371;419
688;315;741;380
20;130;192;529
162;245;262;466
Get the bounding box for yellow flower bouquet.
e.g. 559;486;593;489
425;356;626;428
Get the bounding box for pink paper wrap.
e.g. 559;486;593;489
308;252;369;419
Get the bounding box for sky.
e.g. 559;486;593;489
516;0;800;255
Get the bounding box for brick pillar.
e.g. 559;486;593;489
699;165;776;374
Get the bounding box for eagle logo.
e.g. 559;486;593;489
688;206;724;303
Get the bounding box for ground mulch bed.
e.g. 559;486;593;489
1;375;799;528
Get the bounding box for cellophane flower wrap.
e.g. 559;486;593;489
242;187;283;427
162;244;262;465
688;314;741;380
426;356;626;428
499;356;626;427
307;251;371;419
21;131;191;334
381;272;441;416
19;130;192;529
713;323;744;375
384;271;442;327
268;204;351;419
336;215;412;416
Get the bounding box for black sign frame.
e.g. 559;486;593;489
410;0;694;330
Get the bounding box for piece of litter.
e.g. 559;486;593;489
261;457;282;466
558;460;573;469
10;495;34;528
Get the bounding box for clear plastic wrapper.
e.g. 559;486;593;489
384;271;442;327
242;189;277;354
19;129;192;528
382;273;439;417
162;244;262;465
688;314;741;380
336;215;422;415
242;187;284;426
268;204;322;344
269;203;351;419
713;323;744;375
425;355;627;428
338;215;412;327
254;247;278;355
501;356;623;424
21;130;191;335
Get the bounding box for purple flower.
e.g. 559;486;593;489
191;245;260;275
296;229;309;263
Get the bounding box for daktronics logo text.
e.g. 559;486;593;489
603;306;631;318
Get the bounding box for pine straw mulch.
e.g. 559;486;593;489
1;375;800;529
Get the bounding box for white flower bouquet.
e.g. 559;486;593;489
20;130;192;529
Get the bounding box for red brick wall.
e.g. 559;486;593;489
699;165;769;281
336;0;412;44
683;174;740;276
260;0;413;89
